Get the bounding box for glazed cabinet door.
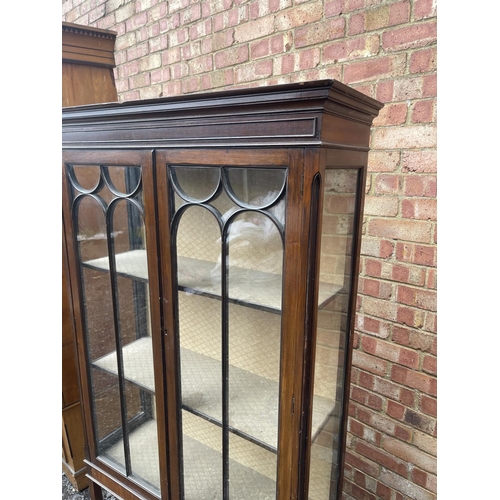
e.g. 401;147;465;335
156;149;297;500
62;150;169;500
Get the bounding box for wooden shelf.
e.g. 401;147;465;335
102;411;278;499
93;337;336;450
83;249;342;312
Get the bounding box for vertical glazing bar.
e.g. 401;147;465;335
106;197;132;476
221;219;230;499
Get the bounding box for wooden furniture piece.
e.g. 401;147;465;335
62;21;118;492
62;80;383;500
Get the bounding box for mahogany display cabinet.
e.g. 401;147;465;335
62;21;118;491
62;80;383;500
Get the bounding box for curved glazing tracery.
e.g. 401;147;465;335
170;164;286;500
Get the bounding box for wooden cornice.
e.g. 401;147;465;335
62;22;117;68
62;80;383;150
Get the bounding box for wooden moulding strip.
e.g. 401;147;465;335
62;22;117;68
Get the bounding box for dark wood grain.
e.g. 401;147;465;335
63;80;383;500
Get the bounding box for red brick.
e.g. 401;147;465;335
372;124;436;149
381;240;395;258
376;80;394;103
395;305;421;328
125;10;148;31
411;99;435;123
402;150;437;173
296;18;345;48
404;175;436;197
275;3;323;30
420;395;437;417
414;0;437;20
374;174;401;194
355;441;407;476
344;55;406;84
392;326;435;353
424;312;436;335
214;45;248;69
425;268;436;289
358;370;375;390
344;450;380;477
234;16;274;43
376;482;392;500
356;315;388;338
349;418;365;438
368;150;400;172
395;242;435;267
368;218;431;243
382;437;436;474
373;102;408;126
391;365;436;396
412;468;437;493
348;12;365;35
364;258;381;277
422;354;436;375
325;0;343;17
345;0;365;11
398;284;436;311
182;76;202;94
410;47;437;74
387;400;405;420
360;277;380;298
422;74;437;97
352;350;389;376
326;35;380;64
362;336;419;369
394;424;412;442
390;1;411;25
250;38;270;59
348;482;377;500
382;21;437;51
401;198;436;220
299;47;320;70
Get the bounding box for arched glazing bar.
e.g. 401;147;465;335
169;164;287;500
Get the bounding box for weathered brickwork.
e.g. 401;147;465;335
62;1;437;498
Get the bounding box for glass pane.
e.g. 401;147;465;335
227;212;282;498
104;166;141;195
171;165;221;202
69;163;160;495
225;167;286;209
70;164;101;192
176;206;223;499
110;199;159;491
309;169;359;499
76;195;124;465
171;165;286;500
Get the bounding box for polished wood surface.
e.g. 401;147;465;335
62;80;383;499
62;21;118;493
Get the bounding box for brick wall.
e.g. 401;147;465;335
62;1;437;498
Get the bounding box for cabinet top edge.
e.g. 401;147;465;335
62;79;384;122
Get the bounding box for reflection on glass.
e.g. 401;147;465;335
171;165;220;202
228;212;282;499
70;164;101;192
225;167;286;209
104;166;141;196
176;205;223;499
308;169;359;500
68;163;160;495
171;165;286;500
